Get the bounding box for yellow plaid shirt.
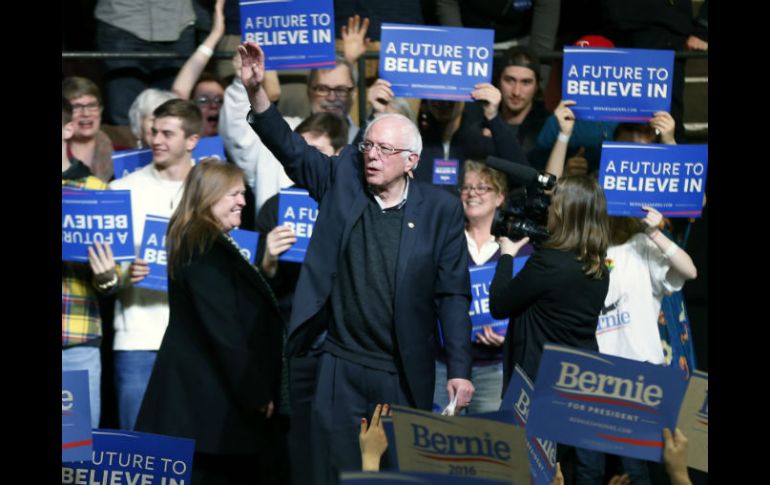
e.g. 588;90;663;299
62;173;118;347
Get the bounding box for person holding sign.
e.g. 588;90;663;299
135;160;286;484
239;41;474;484
434;161;510;413
488;46;551;168
62;97;121;428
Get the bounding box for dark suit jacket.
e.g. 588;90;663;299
247;105;473;409
135;235;283;455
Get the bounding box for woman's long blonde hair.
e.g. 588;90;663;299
166;158;245;277
544;175;609;279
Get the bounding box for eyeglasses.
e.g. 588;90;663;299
195;95;224;107
311;85;354;98
458;184;494;195
358;141;412;157
71;102;101;114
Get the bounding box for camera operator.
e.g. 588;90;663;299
489;173;610;386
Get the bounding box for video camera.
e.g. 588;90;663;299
485;156;556;246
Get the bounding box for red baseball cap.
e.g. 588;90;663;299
573;35;615;48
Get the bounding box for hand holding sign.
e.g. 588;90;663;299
88;241;119;289
476;325;505;347
368;79;395;114
262;225;297;276
129;258;150;284
471;82;502;120
641;206;664;233
554;100;576;136
650;111;676;144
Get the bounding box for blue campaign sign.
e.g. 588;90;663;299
341;471;509;485
379;24;494;101
62;190;135;262
277;188;318;263
599;142;708;218
240;0;336;70
468;256;529;343
498;366;556;485
562;47;674;122
62;429;195;484
112;148;153;180
135;215;170;293
62;371;93;463
230;228;260;264
191;136;227;164
527;344;689;462
468;264;508;341
112;137;226;180
432;159;458;185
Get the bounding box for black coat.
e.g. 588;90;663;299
135;235;283;455
490;250;608;388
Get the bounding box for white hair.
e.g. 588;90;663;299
364;112;423;157
128;89;178;145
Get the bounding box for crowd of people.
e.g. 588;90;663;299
62;2;708;484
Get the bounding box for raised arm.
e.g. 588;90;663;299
172;0;225;99
642;206;697;282
543;100;576;180
341;14;371;64
238;42;271;113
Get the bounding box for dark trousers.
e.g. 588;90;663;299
310;352;412;485
287;354;320;485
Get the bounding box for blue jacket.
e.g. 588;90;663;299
247;105;473;409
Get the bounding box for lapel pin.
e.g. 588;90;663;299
408;222;415;228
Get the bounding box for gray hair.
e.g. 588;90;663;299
364;112;423;169
308;56;358;88
128;89;178;145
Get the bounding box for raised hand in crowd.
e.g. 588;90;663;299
172;0;226;99
261;225;297;277
663;427;692;485
471;83;503;121
360;403;391;472
642;206;698;280
342;14;371;64
543;99;577;179
237;42;269;111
